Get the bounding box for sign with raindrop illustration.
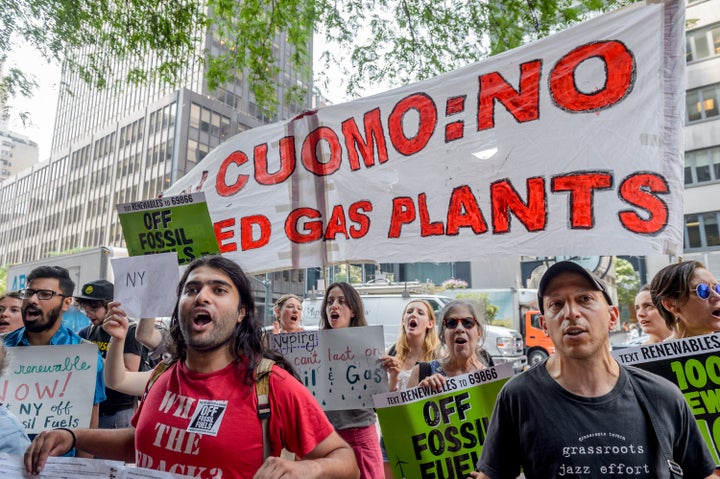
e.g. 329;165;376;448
269;326;387;410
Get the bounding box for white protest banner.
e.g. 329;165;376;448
268;326;387;410
164;1;685;274
613;333;720;465
111;253;179;318
0;344;98;434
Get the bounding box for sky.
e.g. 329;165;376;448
3;34;391;162
4;44;62;160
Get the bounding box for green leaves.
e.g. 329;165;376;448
2;0;638;122
317;0;639;100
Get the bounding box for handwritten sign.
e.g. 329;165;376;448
613;333;720;465
111;253;179;318
373;363;512;479
268;326;387;410
1;344;98;434
117;192;220;265
163;1;685;274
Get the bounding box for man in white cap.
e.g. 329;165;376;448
473;261;715;479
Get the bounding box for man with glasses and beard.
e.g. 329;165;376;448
3;266;106;456
76;280;145;430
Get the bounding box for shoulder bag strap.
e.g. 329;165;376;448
627;371;684;478
418;361;432;382
255;358;275;460
143;357;176;397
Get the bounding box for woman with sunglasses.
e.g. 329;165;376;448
650;260;720;339
406;299;491;390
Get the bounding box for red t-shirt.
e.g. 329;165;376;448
132;360;334;479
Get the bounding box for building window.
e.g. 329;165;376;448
190;103;201;130
685;145;720;185
686;22;720;63
686;83;720;123
685;211;720;250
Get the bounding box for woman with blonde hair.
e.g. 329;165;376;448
380;299;441;392
272;293;303;333
379;299;441;478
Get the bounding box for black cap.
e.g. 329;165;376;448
537;261;612;314
75;280;114;301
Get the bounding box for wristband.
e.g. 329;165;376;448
54;427;76;454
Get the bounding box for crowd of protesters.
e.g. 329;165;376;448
1;258;718;478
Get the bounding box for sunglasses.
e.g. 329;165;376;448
444;317;477;330
693;282;720;300
76;300;105;312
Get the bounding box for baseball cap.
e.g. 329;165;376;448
75;280;114;301
537;261;612;314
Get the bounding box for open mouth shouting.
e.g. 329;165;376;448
329;311;341;327
22;305;43;322
453;335;468;345
191;308;213;331
563;325;587;340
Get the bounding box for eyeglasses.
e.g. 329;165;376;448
444;317;477;330
76;300;105;312
693;282;720;300
18;289;68;301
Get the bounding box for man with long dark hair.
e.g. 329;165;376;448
25;256;359;479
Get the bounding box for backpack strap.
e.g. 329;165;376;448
144;357;176;398
255;358;275;460
626;369;683;478
418;361;432;382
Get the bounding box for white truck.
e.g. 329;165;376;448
5;246;128;331
302;292;527;373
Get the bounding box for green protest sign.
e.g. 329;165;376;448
373;363;512;479
116;192;220;265
613;333;720;466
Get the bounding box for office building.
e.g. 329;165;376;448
0;29;313;268
0;61;41;182
0;130;39;182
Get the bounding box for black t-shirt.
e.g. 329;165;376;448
477;362;715;478
79;323;145;411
